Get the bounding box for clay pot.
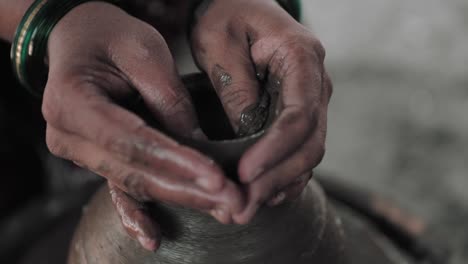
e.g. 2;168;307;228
67;74;346;264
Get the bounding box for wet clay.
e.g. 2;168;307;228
237;90;270;137
68;181;345;264
67;73;346;264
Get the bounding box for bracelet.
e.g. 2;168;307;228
10;0;120;96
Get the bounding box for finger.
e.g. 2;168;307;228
111;30;202;137
42;84;225;192
267;171;312;207
323;71;333;103
45;127;245;223
192;32;261;133
233;113;326;224
108;182;161;251
239;39;326;183
238;105;316;183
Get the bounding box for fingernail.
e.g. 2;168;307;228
268;192;286;207
247;167;265;183
137;235;159;251
196;177;219;191
210;208;230;224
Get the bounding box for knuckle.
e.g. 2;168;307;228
296;143;325;170
122;173;150;201
95;160;113;175
275;35;326;75
111;139;143;165
277;46;313;77
315;142;326;164
86;102;117;146
296;106;315;123
294;172;311;185
328;81;334;98
288;40;311;57
118;28;167;62
311;39;326;62
324;72;334;99
297;152;312;171
277;106;314;133
161;93;193;118
221;86;254;112
41;90;63;125
110;136;157;168
225;16;243;40
283;42;311;63
193;28;225;51
296;35;326;61
45;131;68;158
304;143;326;168
85;104;146;164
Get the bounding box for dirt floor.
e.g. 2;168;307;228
301;1;468;263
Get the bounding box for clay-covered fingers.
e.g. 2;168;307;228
45;127;245;224
238;37;328;184
42;82;225;192
233;117;326;224
234;37;331;223
108;182;161;251
191;28;261;132
110;30;202;137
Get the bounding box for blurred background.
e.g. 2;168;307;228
304;1;468;263
1;0;467;263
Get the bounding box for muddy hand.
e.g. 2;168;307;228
43;2;244;251
191;0;333;224
108;182;162;250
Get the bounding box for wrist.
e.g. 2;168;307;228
10;0;122;95
0;0;35;42
49;1;127;44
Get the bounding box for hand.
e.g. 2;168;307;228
43;2;244;250
191;0;332;224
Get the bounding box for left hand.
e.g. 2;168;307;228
191;0;333;224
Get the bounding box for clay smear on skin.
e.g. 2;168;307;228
212;64;233;89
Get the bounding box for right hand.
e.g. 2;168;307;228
42;2;244;251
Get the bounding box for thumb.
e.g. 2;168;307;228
192;35;262;134
113;31;201;138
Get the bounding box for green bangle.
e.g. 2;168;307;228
10;0;120;96
276;0;302;21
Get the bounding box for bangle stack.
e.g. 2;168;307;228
10;0;119;96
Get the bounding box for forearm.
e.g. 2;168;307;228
0;0;34;42
0;0;195;43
